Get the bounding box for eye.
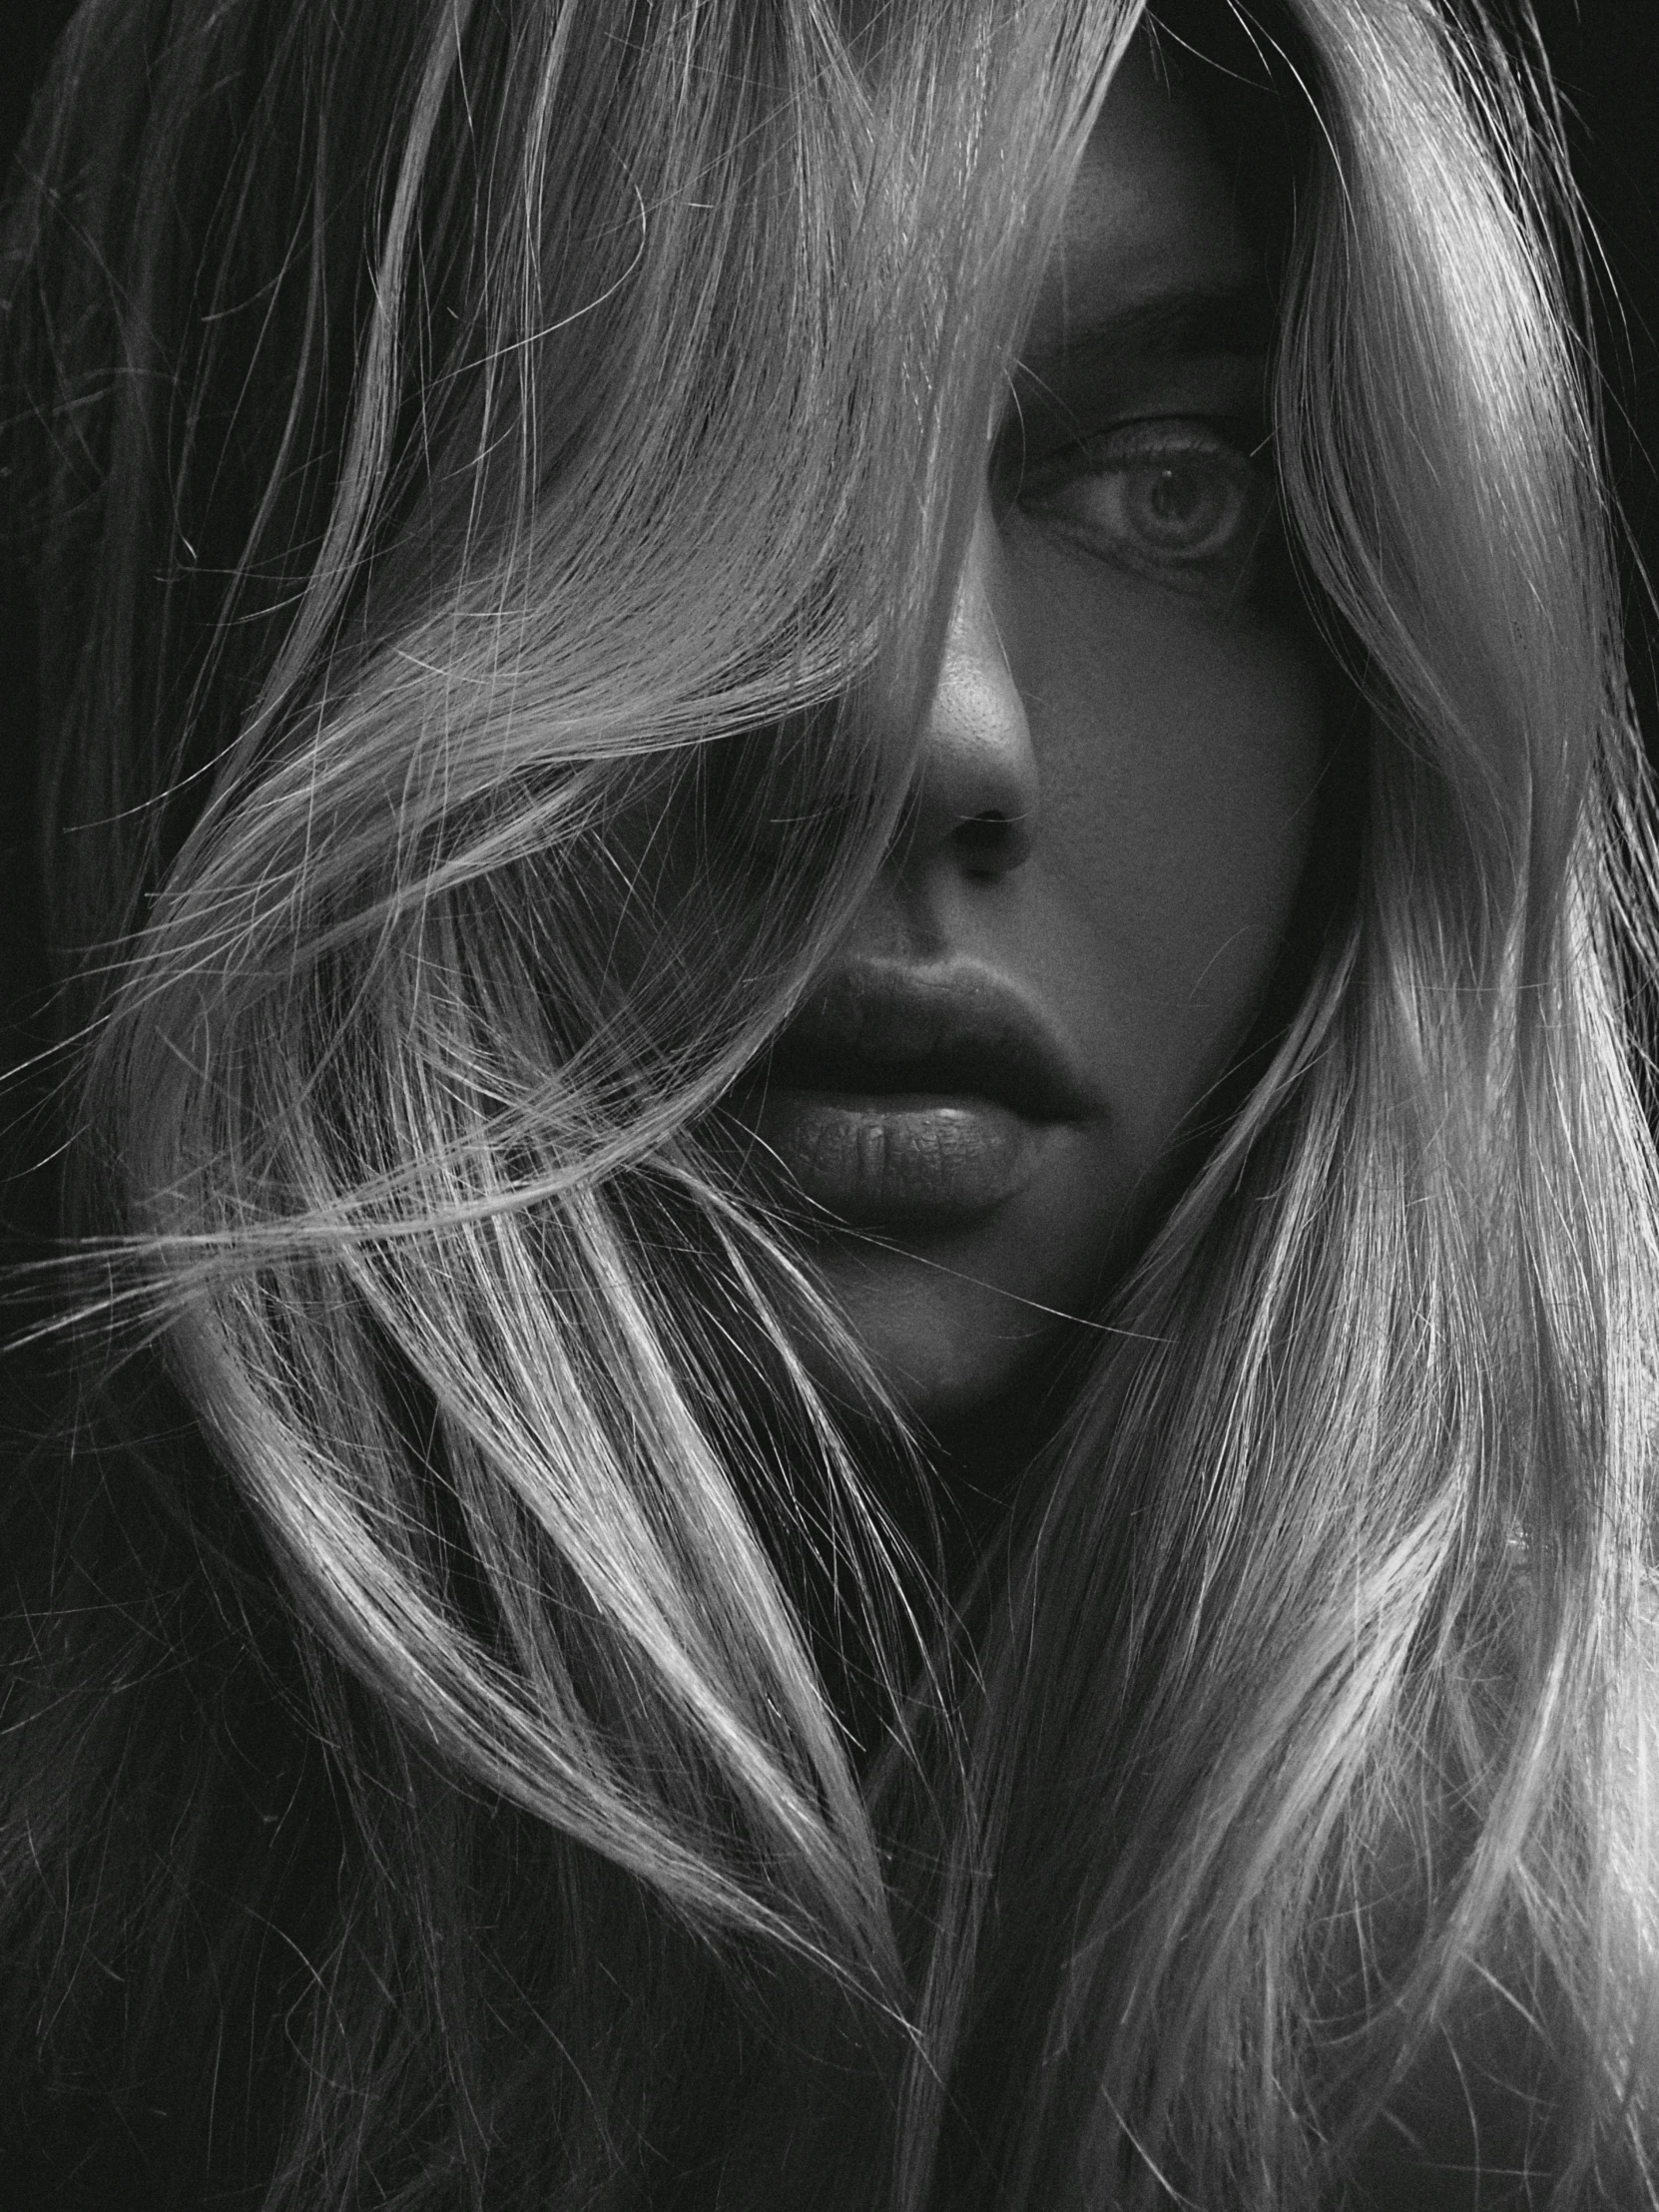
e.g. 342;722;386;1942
1013;418;1275;595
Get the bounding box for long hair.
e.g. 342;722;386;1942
1;0;1655;2206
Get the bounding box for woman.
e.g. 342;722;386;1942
0;0;1654;2204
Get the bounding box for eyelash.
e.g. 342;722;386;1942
1008;416;1276;592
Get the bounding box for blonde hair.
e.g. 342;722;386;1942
1;0;1654;2205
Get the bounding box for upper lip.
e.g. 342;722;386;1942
757;960;1098;1122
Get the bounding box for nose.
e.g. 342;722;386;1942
901;496;1038;882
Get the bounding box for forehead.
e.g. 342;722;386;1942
1023;39;1258;358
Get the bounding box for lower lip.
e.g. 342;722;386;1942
750;1088;1055;1226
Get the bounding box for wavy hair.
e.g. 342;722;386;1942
1;0;1655;2205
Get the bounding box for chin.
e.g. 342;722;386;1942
813;1244;1068;1425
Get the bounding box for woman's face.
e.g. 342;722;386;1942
749;46;1326;1425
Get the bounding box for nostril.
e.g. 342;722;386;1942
951;810;1026;872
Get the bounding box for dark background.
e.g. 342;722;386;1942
1532;0;1659;754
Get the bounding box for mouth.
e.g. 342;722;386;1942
738;962;1097;1227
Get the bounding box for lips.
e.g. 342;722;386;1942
741;962;1096;1227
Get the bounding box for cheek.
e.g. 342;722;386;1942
1027;571;1326;1110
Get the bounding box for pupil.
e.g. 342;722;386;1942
1151;466;1205;524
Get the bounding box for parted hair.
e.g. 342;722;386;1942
1;0;1656;2205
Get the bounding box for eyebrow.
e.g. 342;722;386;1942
1018;279;1275;387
